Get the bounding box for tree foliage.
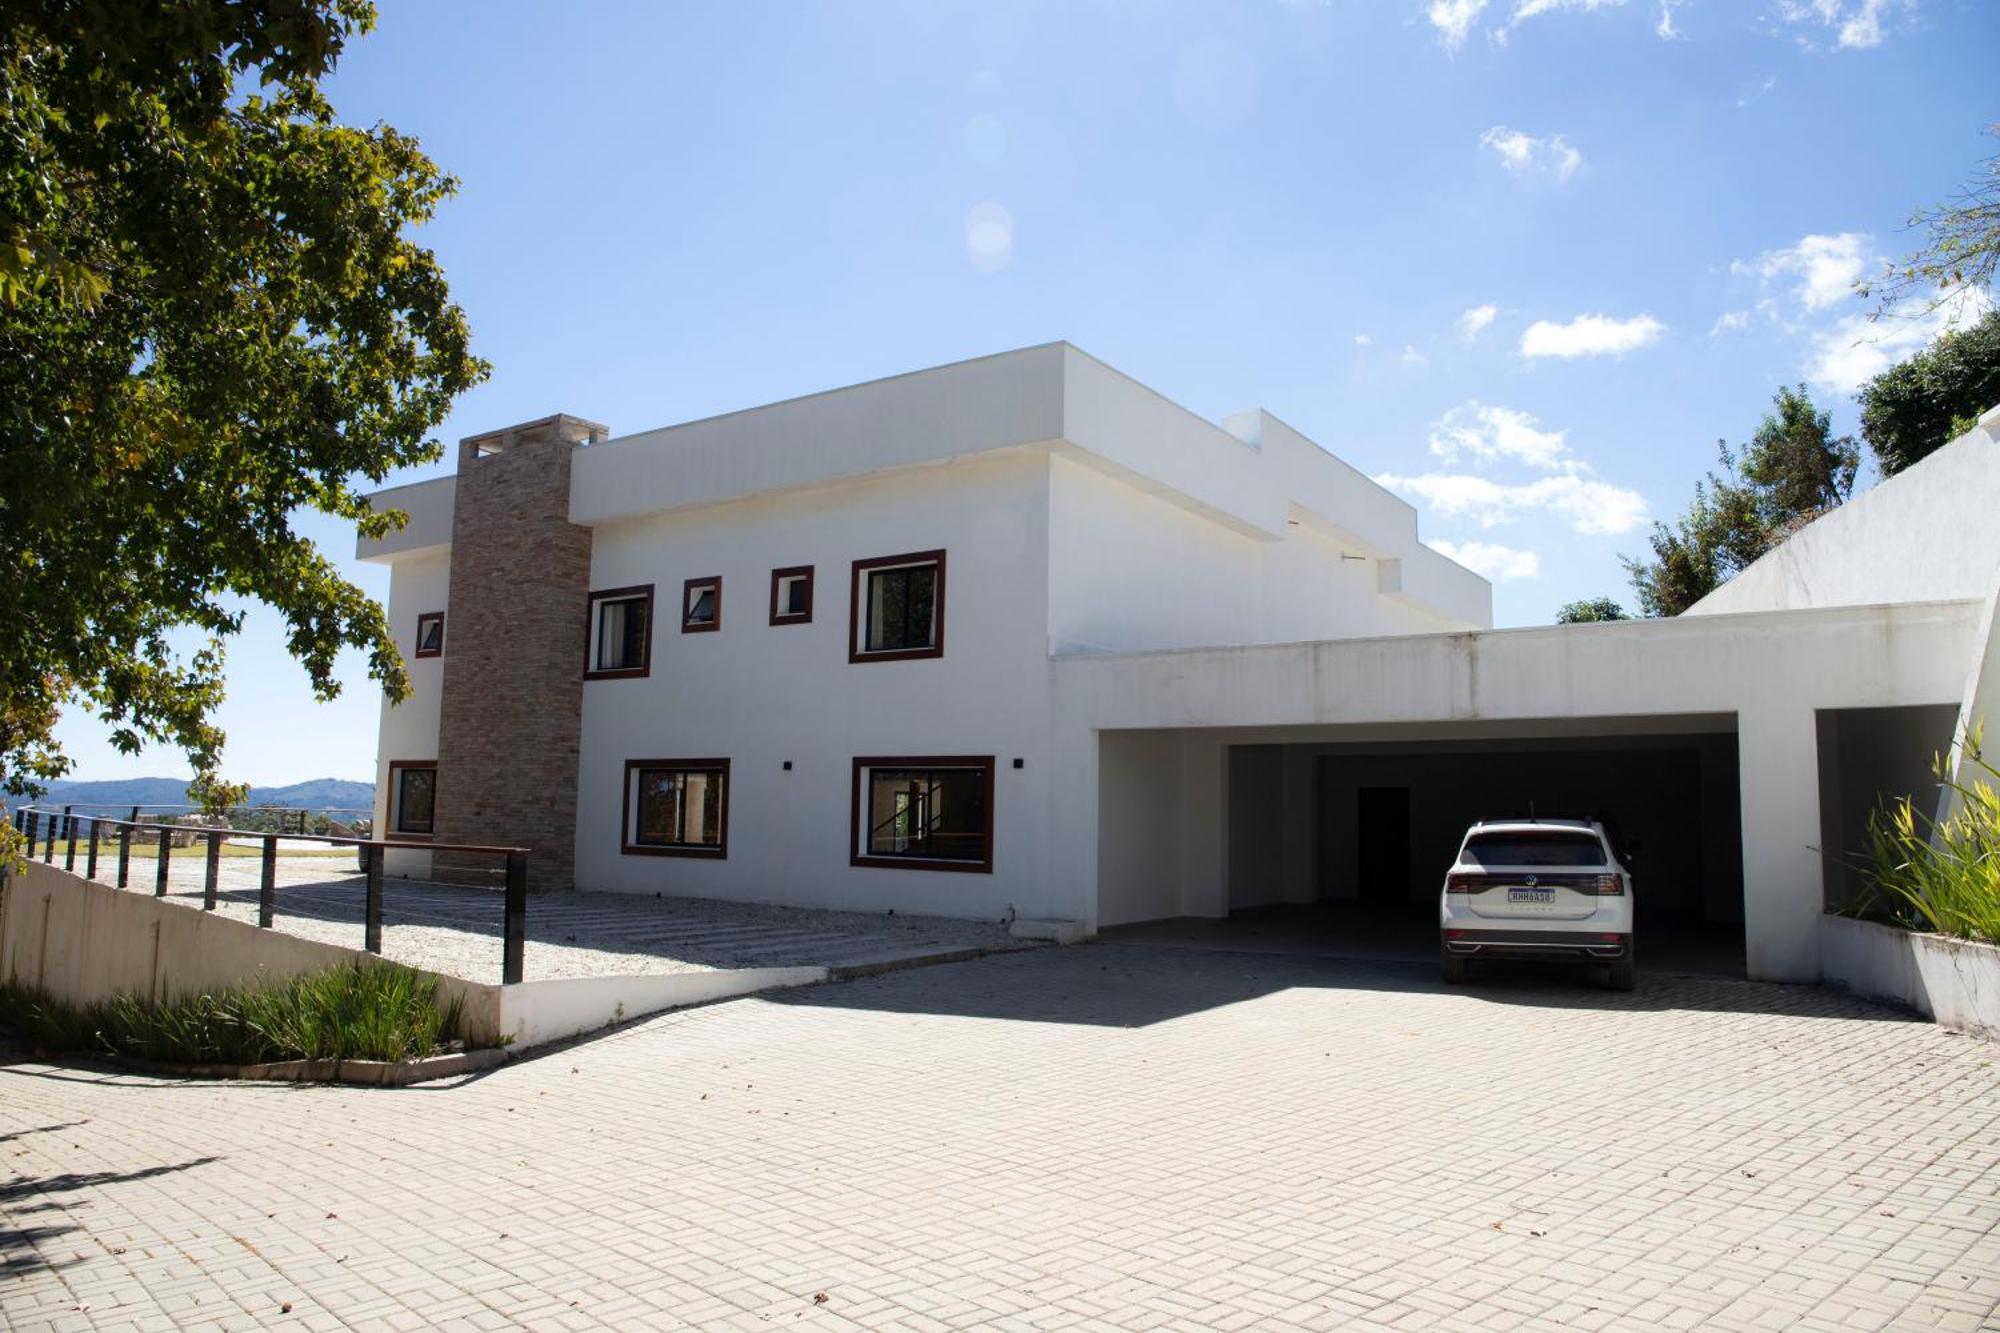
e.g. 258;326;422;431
1624;386;1857;617
1555;597;1627;624
1858;309;2000;476
1859;125;2000;319
0;1;487;811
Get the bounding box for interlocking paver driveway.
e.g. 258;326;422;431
3;947;1997;1331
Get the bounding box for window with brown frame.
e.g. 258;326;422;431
850;756;993;873
622;758;729;857
769;565;814;625
682;576;721;633
850;550;945;662
387;760;437;838
414;612;445;658
586;586;653;679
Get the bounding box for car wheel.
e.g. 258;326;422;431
1440;952;1470;985
1597;954;1636;992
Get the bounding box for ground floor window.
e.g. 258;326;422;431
624;758;729;856
388;760;437;837
851;756;994;872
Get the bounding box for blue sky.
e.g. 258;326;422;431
52;0;1998;785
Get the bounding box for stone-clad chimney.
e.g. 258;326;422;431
432;414;607;889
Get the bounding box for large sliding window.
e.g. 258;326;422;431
851;756;994;873
587;585;653;679
623;758;729;857
850;550;945;662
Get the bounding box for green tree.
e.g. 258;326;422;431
1555;597;1628;624
0;1;487;820
1624;386;1857;617
1859;125;2000;318
1858;309;2000;476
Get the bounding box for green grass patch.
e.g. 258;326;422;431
0;962;470;1065
1856;731;2000;944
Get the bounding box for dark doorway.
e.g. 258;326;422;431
1356;787;1412;910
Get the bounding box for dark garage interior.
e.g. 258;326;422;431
1219;726;1748;975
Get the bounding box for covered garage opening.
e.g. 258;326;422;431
1099;715;1747;975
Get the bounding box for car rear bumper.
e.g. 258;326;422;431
1442;928;1631;959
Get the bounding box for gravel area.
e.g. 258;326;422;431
68;852;1027;985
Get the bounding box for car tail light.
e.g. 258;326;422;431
1446;874;1479;894
1592;874;1624;895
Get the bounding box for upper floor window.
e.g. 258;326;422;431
623;758;729;857
850;549;945;663
682;576;721;633
414;611;445;658
388;760;437;837
769;566;814;625
587;585;653;679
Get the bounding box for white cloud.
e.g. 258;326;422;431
1736;232;1869;311
1427;539;1543;581
1480;126;1582;180
964;201;1013;273
1774;0;1911;49
1655;0;1686;37
1709;309;1754;336
1376;470;1651;535
1428;0;1490;48
1400;344;1427;365
1737;74;1778;107
1806;287;1995;393
1428;403;1569;470
1353;333;1374;347
1520;313;1665;358
1457;304;1499;340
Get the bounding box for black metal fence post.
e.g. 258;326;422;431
85;819;99;879
259;835;277;927
203;830;222;910
22;809;36;855
42;813;56;862
502;850;527;985
154;826;171;897
363;843;383;954
117;823;132;888
63;811;78;872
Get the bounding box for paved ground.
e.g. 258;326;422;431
3;946;1997;1331
43;851;1022;984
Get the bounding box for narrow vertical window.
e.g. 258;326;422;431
586;586;654;678
682;576;722;633
769;565;814;625
388;761;438;837
414;612;445;658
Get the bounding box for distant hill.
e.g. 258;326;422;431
38;776;374;816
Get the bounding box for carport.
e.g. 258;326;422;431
1057;599;1981;983
1099;716;1747;974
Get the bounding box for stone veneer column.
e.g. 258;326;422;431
432;414;606;890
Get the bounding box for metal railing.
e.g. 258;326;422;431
38;802;374;838
10;805;532;984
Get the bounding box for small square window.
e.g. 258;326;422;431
414;612;445;658
683;576;722;633
587;586;653;679
769;565;814;625
623;758;729;857
388;761;437;838
851;756;993;872
850;550;945;662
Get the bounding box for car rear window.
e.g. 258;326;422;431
1461;832;1606;867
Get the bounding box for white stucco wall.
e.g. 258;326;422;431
374;549;448;877
1689;413;2000;617
572;450;1057;921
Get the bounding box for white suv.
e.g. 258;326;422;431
1438;819;1635;991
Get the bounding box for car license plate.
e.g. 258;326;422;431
1508;887;1554;904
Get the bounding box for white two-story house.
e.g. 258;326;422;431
361;342;2000;986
